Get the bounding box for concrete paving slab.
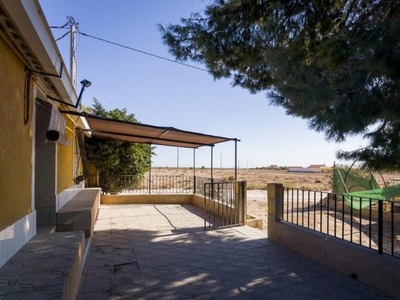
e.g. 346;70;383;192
78;204;393;299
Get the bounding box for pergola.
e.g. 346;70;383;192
62;111;240;180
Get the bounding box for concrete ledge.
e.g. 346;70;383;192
56;188;100;238
246;215;263;230
101;194;193;205
192;194;205;208
268;218;400;299
0;231;85;300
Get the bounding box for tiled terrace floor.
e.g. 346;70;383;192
78;204;392;299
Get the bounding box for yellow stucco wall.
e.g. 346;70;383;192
0;36;33;231
57;117;75;193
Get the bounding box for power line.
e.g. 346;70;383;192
50;19;70;29
55;30;69;42
77;30;209;73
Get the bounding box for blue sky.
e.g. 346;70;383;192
39;0;366;168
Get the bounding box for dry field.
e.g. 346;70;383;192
149;167;400;232
150;167;400;191
151;167;332;190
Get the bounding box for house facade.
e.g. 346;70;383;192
0;0;86;267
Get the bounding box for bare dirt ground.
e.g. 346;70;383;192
150;167;400;232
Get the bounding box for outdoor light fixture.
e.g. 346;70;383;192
46;78;91;109
80;79;91;88
75;79;91;109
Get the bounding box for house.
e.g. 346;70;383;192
307;164;325;169
287;166;305;172
0;0;91;267
287;165;323;173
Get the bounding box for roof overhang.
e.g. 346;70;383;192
0;0;78;105
0;0;90;130
61;111;239;148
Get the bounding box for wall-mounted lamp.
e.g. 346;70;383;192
75;79;91;109
47;78;91;109
80;79;92;88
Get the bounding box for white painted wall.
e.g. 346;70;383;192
0;212;36;268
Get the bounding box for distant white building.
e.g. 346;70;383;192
307;164;325;169
288;165;323;173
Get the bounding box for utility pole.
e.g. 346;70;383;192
176;147;179;171
69;16;78;90
220;153;222;169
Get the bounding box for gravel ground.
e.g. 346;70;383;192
246;190;268;232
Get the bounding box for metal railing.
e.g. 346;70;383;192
117;174;193;194
194;176;225;196
282;187;400;258
116;174;225;195
203;181;247;230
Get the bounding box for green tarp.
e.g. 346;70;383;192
346;184;400;200
332;167;400;209
332;168;380;195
